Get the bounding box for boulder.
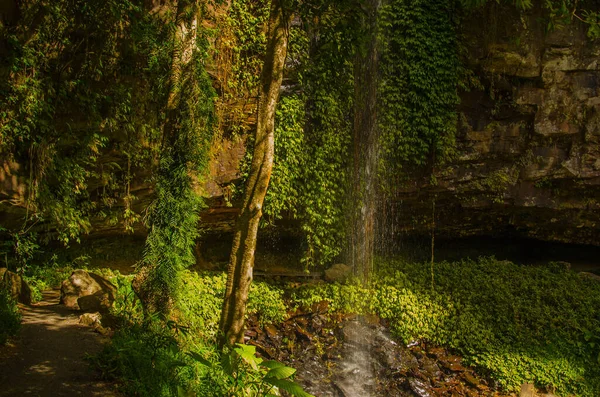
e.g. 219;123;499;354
0;267;32;304
324;263;352;282
60;269;116;311
78;291;113;313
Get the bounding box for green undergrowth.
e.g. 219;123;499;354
22;261;76;303
96;269;291;397
20;257;133;304
291;257;600;396
0;288;21;344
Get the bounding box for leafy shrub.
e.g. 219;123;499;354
93;268;144;325
192;343;314;397
23;258;75;303
0;288;21;344
291;257;600;396
95;319;194;397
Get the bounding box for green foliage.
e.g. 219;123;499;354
0;288;21;345
95;318;192;397
176;270;287;339
0;0;172;242
96;270;291;397
256;3;355;267
379;0;459;175
458;0;600;38
191;343;314;397
22;258;75;303
291;257;600;396
0;226;39;274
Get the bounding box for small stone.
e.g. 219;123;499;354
441;356;466;372
79;312;102;327
94;325;111;336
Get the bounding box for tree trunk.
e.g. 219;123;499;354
350;0;380;283
219;0;289;347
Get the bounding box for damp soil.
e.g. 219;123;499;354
0;289;120;397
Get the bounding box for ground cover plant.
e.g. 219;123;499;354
291;257;600;396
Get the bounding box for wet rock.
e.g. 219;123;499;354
94;325;111;336
441;355;466;372
324;264;352;282
408;377;434;397
0;268;32;304
295;324;314;342
463;372;480;387
311;300;329;313
418;356;443;380
60;269;116;311
426;346;445;358
341;320;371;347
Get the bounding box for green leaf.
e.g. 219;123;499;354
234;343;262;370
187;351;212;367
266;365;296;380
260;360;284;369
264;378;315;397
221;352;233;376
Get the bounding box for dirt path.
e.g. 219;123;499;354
0;289;120;396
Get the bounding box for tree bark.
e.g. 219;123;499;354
219;0;290;347
350;0;380;283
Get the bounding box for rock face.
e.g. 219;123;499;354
0;267;32;304
383;6;600;245
60;270;116;312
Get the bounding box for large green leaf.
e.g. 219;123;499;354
266;365;296;380
261;360;285;369
234;343;262;370
264;378;315;397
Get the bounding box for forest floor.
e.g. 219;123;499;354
0;289;120;397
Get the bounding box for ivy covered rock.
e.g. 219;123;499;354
60;270;116;312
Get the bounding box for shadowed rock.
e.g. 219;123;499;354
60;270;116;312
